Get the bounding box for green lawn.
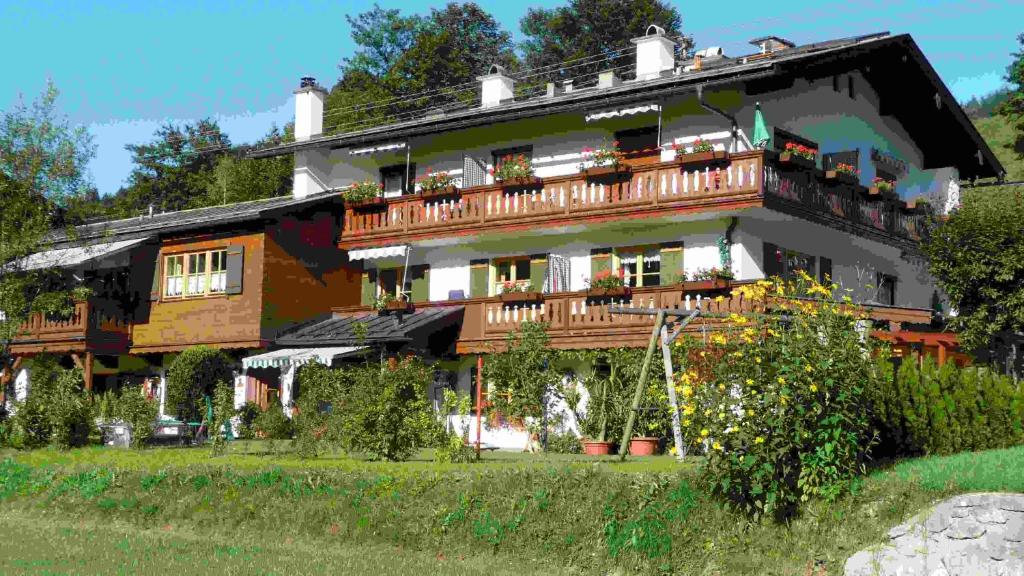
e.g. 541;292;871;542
0;443;1022;575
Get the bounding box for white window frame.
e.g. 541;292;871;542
163;249;229;299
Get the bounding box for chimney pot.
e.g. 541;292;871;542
631;24;677;81
545;82;563;98
300;76;317;89
562;79;574;93
294;79;328;142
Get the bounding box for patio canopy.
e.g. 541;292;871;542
585;103;660;123
348;245;407;261
241;346;366;370
15;237;149;271
349;142;406;156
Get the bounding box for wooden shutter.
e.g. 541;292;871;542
590;248;612;277
659;243;684;285
763;242;782;278
149;253;162;301
410;265;430;302
529;255;547;292
469;259;489;298
360;269;377;306
225;245;244;295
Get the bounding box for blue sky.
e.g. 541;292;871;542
1;0;1020;195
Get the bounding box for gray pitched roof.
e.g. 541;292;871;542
275;306;464;346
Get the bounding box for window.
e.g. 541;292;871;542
494;257;531;293
819;257;833;285
380;164;415;196
163;249;228;298
822;150;859;172
491;146;532;174
616;246;660;287
614;126;659;153
763;242;816;281
377;267;404;299
876;273;897;306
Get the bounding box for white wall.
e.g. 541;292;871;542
429;262;472;301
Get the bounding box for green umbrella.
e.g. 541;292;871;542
752;102;771;150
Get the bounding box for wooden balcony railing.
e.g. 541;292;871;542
12;298;131;353
340;151;767;248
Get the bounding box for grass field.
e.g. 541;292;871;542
0;444;1022;575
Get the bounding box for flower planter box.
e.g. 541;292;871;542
904;200;930;212
378;300;414;315
629;437;660;456
348;196;386;210
582;440;614;456
676;150;730;168
824;170;859;186
681;279;732;292
420;185;460;199
586;286;631;300
498;291;544;304
497;177;544;191
583;165;632;179
867;186;894;198
777;152;816;170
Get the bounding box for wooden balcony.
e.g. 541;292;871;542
10;298;131;355
331;283;933;354
340;151;767;249
339;149;930;249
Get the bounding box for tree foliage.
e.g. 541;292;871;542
9;358;91;450
486;321;562;425
922;186;1024;355
997;32;1024;157
166;346;234;424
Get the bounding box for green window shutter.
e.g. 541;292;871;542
469;259;489;298
590;248;612;277
659;243;684;285
360;270;377;306
410;265;430;302
529;254;547;292
150;253;162;301
225;245;244;295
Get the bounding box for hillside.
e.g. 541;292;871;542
973;115;1024;181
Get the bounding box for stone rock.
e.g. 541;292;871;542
845;493;1024;576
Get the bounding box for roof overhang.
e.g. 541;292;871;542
13;237;149;272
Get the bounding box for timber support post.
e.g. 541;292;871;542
619;310;665;461
475;353;483;458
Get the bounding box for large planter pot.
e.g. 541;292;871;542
582;440;614;456
348;196;386;210
681;278;732;292
586;286;631;301
420;185;460;199
823;170;859;186
777;152;816;170
629;437;660;456
498;176;544;191
583;164;632;179
676;150;730;168
498;291;543;304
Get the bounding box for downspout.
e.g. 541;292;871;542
697;84;752;153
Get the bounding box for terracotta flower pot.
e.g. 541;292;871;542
629;437;660;456
378;300;414;315
582;440;614;456
681;279;731;292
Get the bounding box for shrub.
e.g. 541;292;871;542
486;321;562;429
208;383;236;455
113;385;159;449
675;275;879;519
254;405;294;440
11;364;91;450
293;362;351;458
563;348;648;443
868;356;1024;456
545;431;582;454
434;389;475;463
11;393;52;449
166;346;234;424
235;401;262;440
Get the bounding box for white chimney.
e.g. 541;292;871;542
598;70;622;89
631;25;677;81
294;77;327;141
478;64;514;108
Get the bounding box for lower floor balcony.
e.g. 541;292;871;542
9;298;131;356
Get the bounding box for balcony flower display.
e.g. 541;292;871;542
416;168;458;197
374;292;413;314
685;267;734;291
672;138;729;167
834;163;858;176
824;162;860;185
343;181;384;206
689;138;715;154
581;140;630;178
778;142;817;170
586;269;630;299
870;177;895;196
498;281;542;304
784;142;816;161
490;154;538;186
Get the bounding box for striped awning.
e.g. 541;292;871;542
242;346;366;370
348;245;407;261
349;142;407;156
585;104;660;122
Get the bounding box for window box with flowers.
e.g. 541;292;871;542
672;138;730;167
581;140;631;179
778;142;818;170
374;293;414;315
497;281;543;304
416;169;460;199
343;181;386;209
869;177;895;197
824;162;860;186
491;154;542;189
905;196;931;212
682;267;734;292
585;269;631;300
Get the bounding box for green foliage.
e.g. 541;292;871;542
962;87;1011;119
166;346;234;424
209;383;236;456
487;321;562;428
677;278;879;519
342;180;383;202
997;32;1024;158
922;187;1024;354
253;405;294;441
868;356;1024;457
544;431;581;454
235;402;262;440
112;386;159;449
434;389;476;464
10;363;90;451
292;362;350;458
563;348;647;443
974;116;1024;181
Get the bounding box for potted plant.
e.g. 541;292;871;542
629;399;663;456
343;180;385;208
824;162;859;185
905;196;931;211
685;267;734;291
374;293;414;315
585;269;630;300
417;168;459;199
580;140;630;178
869;177;895;197
778;142;817;169
491;154;542;189
497;281;543;304
673;138;730;167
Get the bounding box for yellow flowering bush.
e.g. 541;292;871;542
674;274;880;519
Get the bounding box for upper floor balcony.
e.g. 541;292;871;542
338;149;930;251
10;297;132;355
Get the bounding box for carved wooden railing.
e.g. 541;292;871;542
340;151;766;245
14;298;131;347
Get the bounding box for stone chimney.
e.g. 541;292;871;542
478;64;514;108
631;25;677;81
294;76;327;141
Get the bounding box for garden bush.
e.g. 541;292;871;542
209;383;236;455
166;346;233;424
486;321;563;440
111;385;159;449
292;362;351;458
253;405;294;440
675;275;880;519
235;401;262;440
10;361;91;450
869;356;1024;456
